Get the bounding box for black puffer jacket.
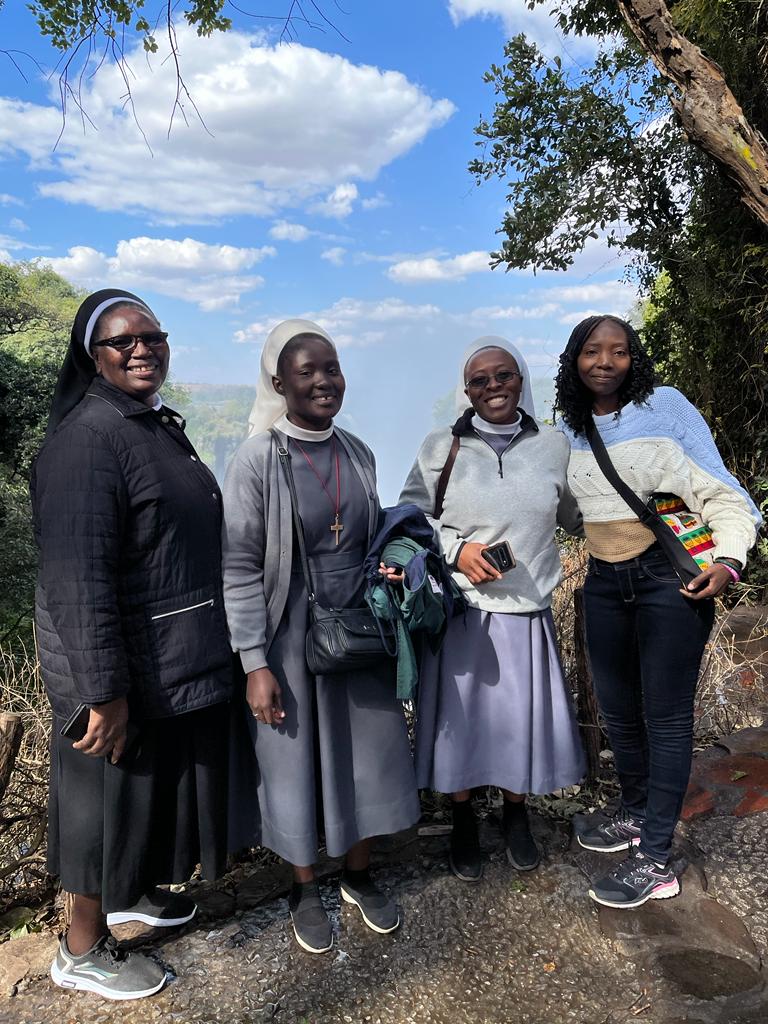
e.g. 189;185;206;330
31;378;233;719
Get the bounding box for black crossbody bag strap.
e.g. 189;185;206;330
584;418;659;528
433;435;461;519
270;430;317;608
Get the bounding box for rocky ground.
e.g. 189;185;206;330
2;725;768;1024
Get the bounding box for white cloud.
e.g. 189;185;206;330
361;192;390;211
447;0;596;54
0;250;11;263
269;220;311;242
558;309;603;326
0;194;22;206
311;183;359;219
544;281;636;307
321;247;346;266
387;250;492;283
468;302;561;320
8;217;27;231
47;236;275;311
0;28;454;224
234;296;441;346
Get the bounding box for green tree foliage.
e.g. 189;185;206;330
28;0;230;55
471;0;768;592
0;263;80;644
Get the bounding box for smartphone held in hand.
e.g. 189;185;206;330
482;541;516;573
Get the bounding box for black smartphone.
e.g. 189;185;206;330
482;541;516;573
60;703;141;761
60;702;90;741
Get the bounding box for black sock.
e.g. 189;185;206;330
451;799;475;823
342;867;371;887
503;800;528;828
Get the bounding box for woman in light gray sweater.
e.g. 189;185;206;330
400;337;585;882
222;320;419;955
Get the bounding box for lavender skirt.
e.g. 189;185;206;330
415;607;586;794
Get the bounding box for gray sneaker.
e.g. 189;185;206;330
106;887;196;928
577;807;643;853
50;935;166;1000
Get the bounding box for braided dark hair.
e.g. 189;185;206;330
554;315;656;436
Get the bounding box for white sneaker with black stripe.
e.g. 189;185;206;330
51;935;166;1000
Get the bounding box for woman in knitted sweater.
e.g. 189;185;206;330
400;337;585;882
556;314;761;910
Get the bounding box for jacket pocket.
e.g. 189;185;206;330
145;588;231;692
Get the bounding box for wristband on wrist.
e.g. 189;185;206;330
716;562;741;584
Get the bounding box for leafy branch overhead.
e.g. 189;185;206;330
28;1;232;54
472;0;768;274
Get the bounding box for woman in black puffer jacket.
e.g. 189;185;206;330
32;289;233;1001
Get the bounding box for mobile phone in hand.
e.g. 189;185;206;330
482;541;516;573
60;702;90;741
60;703;141;761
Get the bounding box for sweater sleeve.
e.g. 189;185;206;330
33;423;131;705
657;390;761;566
221;446;269;672
398;431;465;565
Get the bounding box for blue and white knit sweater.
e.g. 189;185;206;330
560;386;761;566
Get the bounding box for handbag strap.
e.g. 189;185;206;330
433;434;461;519
584;417;660;530
271;429;316;606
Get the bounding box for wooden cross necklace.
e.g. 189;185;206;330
292;437;343;546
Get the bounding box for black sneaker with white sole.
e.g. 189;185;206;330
340;873;400;934
50;935;166;1000
588;850;680;909
106;888;197;928
288;882;333;954
577;807;643;853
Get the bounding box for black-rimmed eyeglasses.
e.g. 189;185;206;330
465;370;522;391
92;331;169;353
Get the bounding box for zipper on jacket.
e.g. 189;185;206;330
472;431;517;479
150;598;214;621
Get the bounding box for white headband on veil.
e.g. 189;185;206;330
455;335;537;420
247;318;335;437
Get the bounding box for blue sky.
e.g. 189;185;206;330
0;1;636;501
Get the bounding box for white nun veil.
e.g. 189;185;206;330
247;318;335;437
455;335;537;420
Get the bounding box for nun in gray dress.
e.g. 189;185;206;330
222;319;420;955
400;337;585;883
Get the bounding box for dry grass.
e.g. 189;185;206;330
0;641;51;915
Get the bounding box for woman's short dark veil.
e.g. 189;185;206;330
554;314;656;436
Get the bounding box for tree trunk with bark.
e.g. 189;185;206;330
618;0;768;228
0;712;23;807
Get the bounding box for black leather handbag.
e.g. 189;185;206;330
272;432;397;675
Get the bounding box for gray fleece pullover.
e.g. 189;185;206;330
399;414;582;613
221;427;379;672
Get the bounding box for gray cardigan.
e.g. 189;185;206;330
399;415;582;614
221;427;379;672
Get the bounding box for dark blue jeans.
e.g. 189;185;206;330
582;544;715;863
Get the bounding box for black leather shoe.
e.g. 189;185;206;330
449;802;483;883
503;802;541;871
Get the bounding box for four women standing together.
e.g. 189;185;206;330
32;294;761;1000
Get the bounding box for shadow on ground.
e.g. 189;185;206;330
3;723;768;1024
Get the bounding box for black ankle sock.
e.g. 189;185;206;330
342;867;371;887
503;800;528;826
451;799;475;822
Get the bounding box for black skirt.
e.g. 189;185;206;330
48;701;229;913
